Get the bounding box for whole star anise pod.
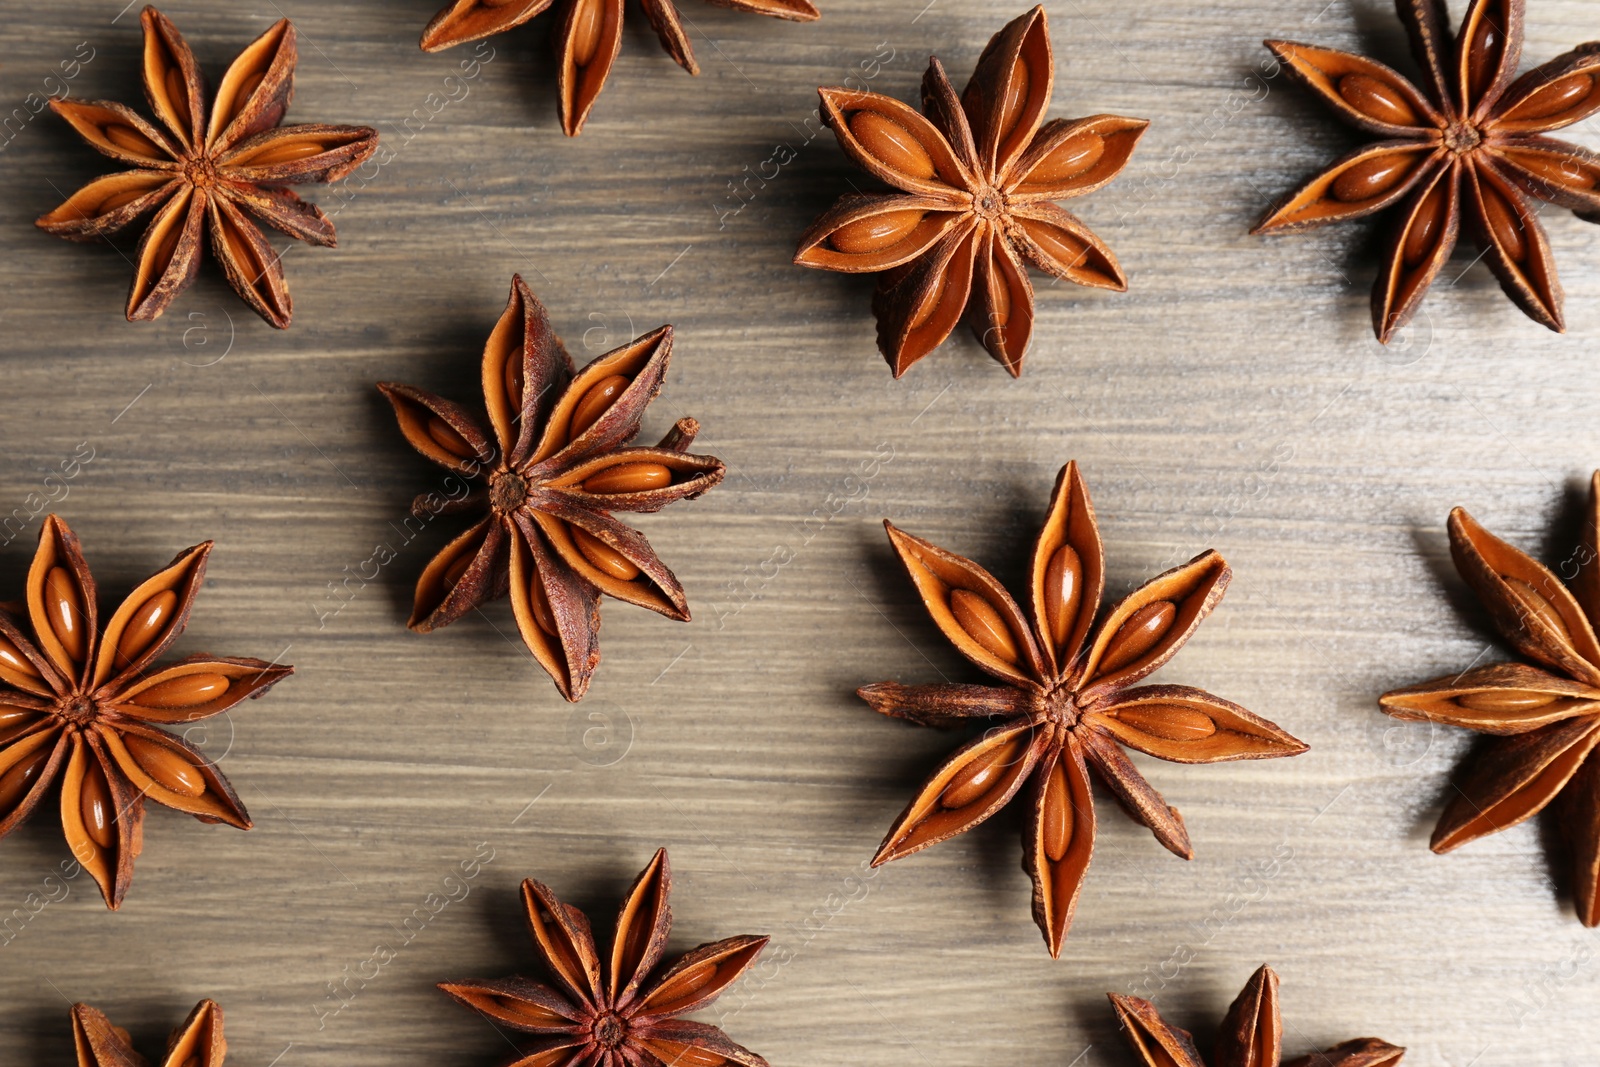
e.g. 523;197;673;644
1255;0;1600;342
378;276;724;702
1379;472;1600;926
421;0;818;136
1111;964;1405;1067
0;516;291;909
37;7;379;328
794;6;1146;378
858;462;1306;956
441;848;769;1067
71;999;229;1067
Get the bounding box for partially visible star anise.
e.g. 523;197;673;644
71;999;229;1067
858;462;1306;956
421;0;818;136
0;516;292;909
1256;0;1600;342
378;275;724;702
37;7;378;328
796;6;1146;378
1111;964;1405;1067
440;848;770;1067
1381;471;1600;926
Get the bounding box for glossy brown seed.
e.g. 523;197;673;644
569;375;629;440
105;123;163;157
123;734;204;797
1331;153;1413;202
1467;17;1503;104
1030;133;1104;185
98;186;154;214
528;576;558;637
582;462;673;494
0;707;34;745
569;0;605;66
829;209;926;254
0;749;49;813
651;959;719;1011
165;68;191;132
906;266;950;331
1479;179;1528;262
1512;73;1594;121
150;213;184;274
573;527;640;581
44;566;85;662
80;766;115;849
236;71;266;108
1027;224;1090;272
441;550;473;590
115;589;178;669
1457;689;1559;712
647;1044;721;1067
847;110;936;180
0;635;42;686
503;347;524;407
1506;577;1569;638
996;57;1032;148
1508;149;1595;189
1040;760;1072;861
1403;182;1449;266
427;416;476;460
1098;600;1176;674
239;140;325;167
1117;704;1217;742
1042;543;1083;649
949;588;1020;664
496;996;570;1027
131;672;231;709
941;735;1023;809
1338;73;1419;127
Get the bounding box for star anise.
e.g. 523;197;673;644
858;462;1307;956
421;0;818;136
0;516;291;909
441;848;769;1067
1255;0;1600;342
378;276;724;703
1379;472;1600;926
1110;964;1405;1067
37;6;379;328
71;999;229;1067
794;6;1146;378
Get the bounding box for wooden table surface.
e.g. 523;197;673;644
2;0;1598;1063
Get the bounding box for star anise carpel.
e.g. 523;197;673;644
1256;0;1600;342
858;461;1306;956
440;848;770;1067
71;998;228;1067
0;516;291;909
795;6;1147;378
378;275;724;702
37;6;378;329
1379;471;1600;926
1111;964;1405;1067
421;0;818;136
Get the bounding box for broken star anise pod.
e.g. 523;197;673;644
421;0;818;136
440;848;770;1067
0;516;292;909
71;998;229;1067
1111;964;1405;1067
1256;0;1600;342
378;275;724;703
795;6;1146;378
859;462;1306;956
37;6;379;328
1380;471;1600;926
